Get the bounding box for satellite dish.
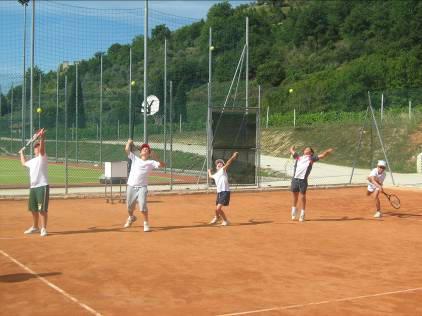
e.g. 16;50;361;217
141;95;160;115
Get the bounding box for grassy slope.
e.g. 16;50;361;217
261;115;422;173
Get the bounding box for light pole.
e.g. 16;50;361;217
18;0;29;146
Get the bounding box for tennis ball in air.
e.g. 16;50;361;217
210;46;215;51
36;107;42;113
289;88;294;93
131;80;136;86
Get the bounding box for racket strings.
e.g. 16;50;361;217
389;195;401;209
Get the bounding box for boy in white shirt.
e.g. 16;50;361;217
123;139;165;232
289;146;333;222
19;128;49;237
367;160;387;218
207;152;239;226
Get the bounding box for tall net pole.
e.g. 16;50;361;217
207;27;212;188
163;38;167;172
55;66;59;162
245;16;249;109
64;75;68;194
75;61;79;163
29;0;35;157
128;47;132;138
21;1;28;146
100;54;103;165
143;0;148;143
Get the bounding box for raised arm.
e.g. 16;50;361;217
208;169;213;178
19;148;26;166
38;128;46;156
125;139;134;155
223;152;239;171
150;151;166;168
318;148;334;159
289;146;297;156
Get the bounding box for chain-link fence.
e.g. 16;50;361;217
259;88;422;188
0;1;259;195
1;1;421;196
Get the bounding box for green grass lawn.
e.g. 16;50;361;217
0;157;172;187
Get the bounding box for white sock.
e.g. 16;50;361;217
291;207;297;213
144;221;148;225
300;209;305;215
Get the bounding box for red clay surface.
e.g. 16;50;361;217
1;187;422;316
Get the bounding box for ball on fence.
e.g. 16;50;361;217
36;107;42;113
289;88;294;93
131;80;136;86
210;46;215;51
94;163;99;167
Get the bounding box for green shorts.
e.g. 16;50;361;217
28;185;49;212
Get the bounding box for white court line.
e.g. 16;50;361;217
0;249;102;316
216;287;422;316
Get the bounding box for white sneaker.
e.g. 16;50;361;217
40;228;48;237
124;215;137;228
299;211;306;222
209;217;219;224
24;227;39;234
143;223;150;232
374;211;382;218
291;209;297;220
221;220;230;226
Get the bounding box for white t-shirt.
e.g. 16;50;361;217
127;152;160;187
24;154;49;188
211;168;229;193
367;168;386;192
292;153;319;180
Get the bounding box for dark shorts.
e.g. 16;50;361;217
290;178;308;194
28;185;49;212
216;191;230;206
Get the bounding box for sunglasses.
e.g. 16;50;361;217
378;166;386;169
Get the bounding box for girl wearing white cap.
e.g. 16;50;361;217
367;160;387;218
207;152;239;226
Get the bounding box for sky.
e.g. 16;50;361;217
0;0;253;92
62;1;252;19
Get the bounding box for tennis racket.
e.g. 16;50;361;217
382;191;401;209
19;128;45;152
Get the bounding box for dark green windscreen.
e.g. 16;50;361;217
211;107;257;185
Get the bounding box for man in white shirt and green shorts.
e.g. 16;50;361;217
19;129;49;237
123;139;165;232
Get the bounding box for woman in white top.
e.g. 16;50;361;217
207;152;239;226
123;139;165;232
19;128;49;237
367;160;387;218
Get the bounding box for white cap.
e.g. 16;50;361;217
377;160;387;167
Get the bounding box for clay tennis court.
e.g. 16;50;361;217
1;187;422;315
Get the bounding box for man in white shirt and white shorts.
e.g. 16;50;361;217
367;160;387;218
19;128;49;237
123;139;165;232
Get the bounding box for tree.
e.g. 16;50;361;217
151;24;171;43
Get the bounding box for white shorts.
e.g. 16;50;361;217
127;185;148;212
367;184;380;193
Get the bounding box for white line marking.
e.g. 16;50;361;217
0;249;102;316
216;287;422;316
